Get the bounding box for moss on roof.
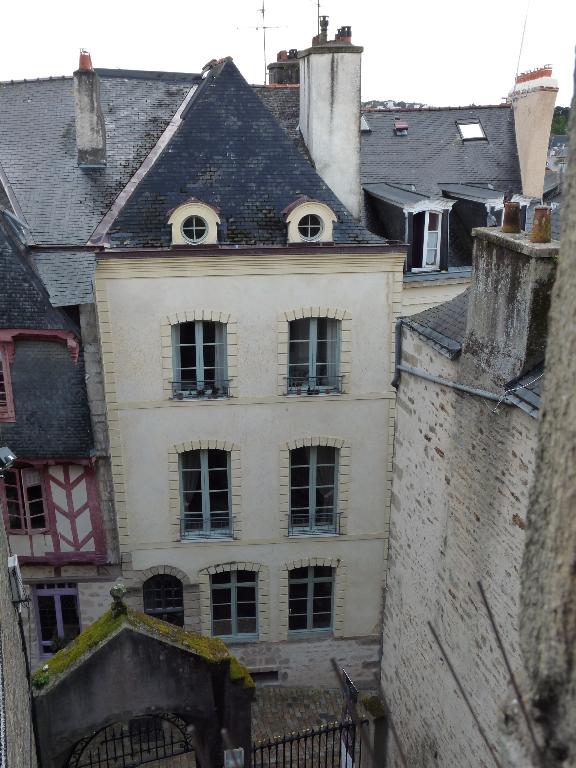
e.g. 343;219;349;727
32;606;254;691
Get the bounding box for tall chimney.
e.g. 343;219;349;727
509;66;558;198
461;227;558;389
268;49;300;85
298;20;363;218
73;50;106;168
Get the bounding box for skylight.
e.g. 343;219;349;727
457;121;486;141
360;115;371;132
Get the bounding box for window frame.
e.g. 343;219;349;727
412;210;442;272
143;575;185;627
210;569;259;641
287;317;342;394
181;215;209;245
179;449;232;539
1;467;49;534
0;344;15;422
456;120;486;141
289;446;339;535
34;582;81;657
171;321;229;399
288;566;334;634
297;214;324;242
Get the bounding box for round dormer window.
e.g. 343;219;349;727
297;214;323;241
181;215;208;244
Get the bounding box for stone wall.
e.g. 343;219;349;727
382;328;535;767
0;525;36;768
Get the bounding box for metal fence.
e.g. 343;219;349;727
252;719;366;768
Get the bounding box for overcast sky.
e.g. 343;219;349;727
2;0;575;106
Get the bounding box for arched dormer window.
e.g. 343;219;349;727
167;199;221;246
283;197;337;244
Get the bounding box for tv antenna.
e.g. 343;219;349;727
515;0;531;79
238;1;282;84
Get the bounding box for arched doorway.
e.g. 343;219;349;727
68;714;196;768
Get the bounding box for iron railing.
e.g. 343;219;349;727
285;376;344;396
171;380;231;399
253;719;366;768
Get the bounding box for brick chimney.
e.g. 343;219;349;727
268;49;300;85
508;66;558;198
298;18;363;218
73;50;106;168
461;227;558;389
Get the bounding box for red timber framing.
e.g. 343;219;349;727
0;342;15;421
0;460;106;565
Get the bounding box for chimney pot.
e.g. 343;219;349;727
501;201;521;233
79;49;93;71
530;206;552;243
277;50;288;61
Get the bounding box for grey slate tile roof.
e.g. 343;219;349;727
30;250;96;307
361;106;522;198
109;61;382;247
0;214;94;457
0;70;199;245
404;289;469;358
253;85;308;158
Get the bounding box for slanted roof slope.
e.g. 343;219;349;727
361;106;522;198
109;61;382;247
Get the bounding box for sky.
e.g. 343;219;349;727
2;0;575;106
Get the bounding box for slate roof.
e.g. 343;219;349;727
108;61;381;247
253;85;308;158
361;106;522;199
404;289;469;358
30;250;96;307
505;363;544;418
0;214;94;457
0;70;200;245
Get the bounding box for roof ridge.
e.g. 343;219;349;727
362;104;510;113
0;75;71;85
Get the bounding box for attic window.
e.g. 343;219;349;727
394;119;408;136
457;121;486;141
360;115;371;132
182;216;208;244
298;214;323;241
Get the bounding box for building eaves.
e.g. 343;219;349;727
363;182;428;208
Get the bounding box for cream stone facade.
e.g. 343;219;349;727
95;247;404;686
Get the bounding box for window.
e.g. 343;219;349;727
34;583;80;656
288;566;333;632
456;121;486;141
297;214;323;241
172;321;228;398
290;446;338;534
180;449;231;538
0;345;14;422
287;318;341;394
1;469;47;532
181;215;208;244
143;575;184;626
412;211;442;270
211;570;258;639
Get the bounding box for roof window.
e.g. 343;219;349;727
456;121;486;141
167;199;220;246
282;197;337;244
394;119;408;136
360;115;371;132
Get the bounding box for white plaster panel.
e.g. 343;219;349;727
75;508;93;542
71;479;88;511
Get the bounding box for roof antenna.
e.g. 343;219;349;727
515;0;531;79
239;0;281;84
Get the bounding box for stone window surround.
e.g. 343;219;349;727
161;311;239;399
277;308;352;396
198;562;270;641
279;557;345;640
167;201;221;246
280;437;351;537
169;440;242;542
121;563;200;632
284;200;337;244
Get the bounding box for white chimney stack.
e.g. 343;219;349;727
298;19;363;219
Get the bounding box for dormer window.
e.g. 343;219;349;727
283;198;337;244
181;215;208;244
168;199;220;246
298;214;323;241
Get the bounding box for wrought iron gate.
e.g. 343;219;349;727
252;719;367;768
68;714;195;768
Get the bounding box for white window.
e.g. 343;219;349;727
180;449;231;538
456;121;486;140
181;215;208;244
412;210;442;270
297;214;323;241
172;321;228;398
290;446;338;534
288;566;334;632
287;318;341;394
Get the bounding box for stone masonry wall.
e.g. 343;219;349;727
0;525;36;768
382;328;535;767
